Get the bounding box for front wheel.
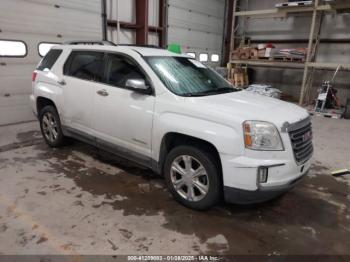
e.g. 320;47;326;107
164;145;221;210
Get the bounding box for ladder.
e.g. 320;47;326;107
299;0;324;105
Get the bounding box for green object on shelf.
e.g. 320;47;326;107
168;43;182;54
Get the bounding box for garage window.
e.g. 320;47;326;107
186;52;196;59
211;54;220;62
0;40;27;57
199;53;208;62
38;42;60;57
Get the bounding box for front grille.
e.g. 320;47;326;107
288;118;313;165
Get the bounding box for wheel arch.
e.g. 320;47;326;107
36;97;57;115
156;132;222;178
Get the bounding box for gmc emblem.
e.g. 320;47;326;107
303;131;312;142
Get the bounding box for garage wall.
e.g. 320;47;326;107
167;0;226;66
0;0;102;126
107;0;226;66
106;0;160;45
107;0;136;44
237;0;350;103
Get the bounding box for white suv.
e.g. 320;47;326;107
30;41;313;210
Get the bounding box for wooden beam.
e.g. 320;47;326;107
317;3;350;11
307;62;350;71
235;9;281;17
229;60;305;69
228;60;350;71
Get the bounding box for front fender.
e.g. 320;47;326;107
152;112;244;162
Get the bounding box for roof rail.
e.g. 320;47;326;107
63;40;117;46
118;44;163;49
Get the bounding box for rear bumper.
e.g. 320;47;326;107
224;171;308;204
29;94;37;117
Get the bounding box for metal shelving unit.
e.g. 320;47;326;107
234;3;350;17
229;0;350;105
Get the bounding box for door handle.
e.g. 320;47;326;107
57;79;66;86
97;89;109;97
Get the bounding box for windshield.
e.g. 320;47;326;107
145;56;239;97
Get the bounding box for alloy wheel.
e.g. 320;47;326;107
42;112;59;143
170;155;209;202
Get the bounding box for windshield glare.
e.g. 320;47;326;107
145;56;237;96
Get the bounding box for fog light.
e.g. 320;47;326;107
258;167;268;183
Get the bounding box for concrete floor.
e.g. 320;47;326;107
0;117;349;255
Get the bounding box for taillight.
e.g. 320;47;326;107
32;71;38;82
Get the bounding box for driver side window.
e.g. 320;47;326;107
106;54;145;88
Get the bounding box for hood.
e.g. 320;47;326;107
185;90;309;128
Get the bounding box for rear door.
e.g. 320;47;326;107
92;53;155;163
62;50;105;134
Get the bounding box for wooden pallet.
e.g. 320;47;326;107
254;56;273;61
227;63;249;87
273;56;305;63
276;1;313;8
248;56;305;63
232;73;249;87
309;110;343;119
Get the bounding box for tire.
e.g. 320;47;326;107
39;105;67;147
164;145;221;210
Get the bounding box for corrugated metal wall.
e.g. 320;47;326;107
0;0;102;125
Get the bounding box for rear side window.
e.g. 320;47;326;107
0;40;27;57
37;49;62;71
105;54;146;88
64;51;104;82
38;42;60;57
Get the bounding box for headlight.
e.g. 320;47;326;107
243;121;284;151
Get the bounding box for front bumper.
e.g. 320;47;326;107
224;170;308;204
221;152;312;204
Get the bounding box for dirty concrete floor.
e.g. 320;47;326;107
0;117;349;255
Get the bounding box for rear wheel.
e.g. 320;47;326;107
164;145;221;210
39;105;67;147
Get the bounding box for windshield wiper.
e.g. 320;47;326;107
182;87;238;97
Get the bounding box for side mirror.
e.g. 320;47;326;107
125;79;152;95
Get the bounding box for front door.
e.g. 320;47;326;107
92;53;155;163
